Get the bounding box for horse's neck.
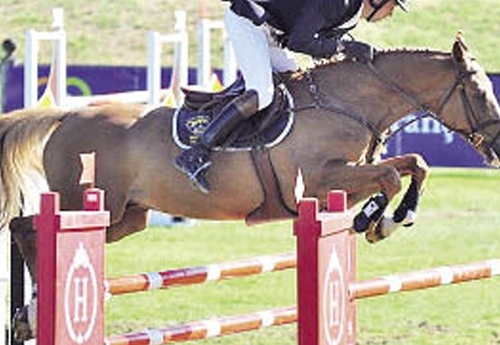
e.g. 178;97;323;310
308;52;455;132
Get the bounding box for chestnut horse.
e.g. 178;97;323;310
6;35;500;340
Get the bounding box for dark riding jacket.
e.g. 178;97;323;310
223;0;364;58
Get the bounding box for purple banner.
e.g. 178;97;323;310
2;65;500;168
383;114;485;167
2;64;200;112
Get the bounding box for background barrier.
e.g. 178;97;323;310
147;11;188;106
197;18;237;88
24;8;66;108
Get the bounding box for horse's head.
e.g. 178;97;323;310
449;33;500;167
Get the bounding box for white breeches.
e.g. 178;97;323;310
225;8;299;110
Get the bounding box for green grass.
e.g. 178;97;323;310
105;168;500;344
2;0;500;71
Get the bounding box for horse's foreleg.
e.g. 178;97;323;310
10;216;37;342
311;163;402;239
347;166;402;237
379;154;429;226
367;154;429;242
106;203;150;243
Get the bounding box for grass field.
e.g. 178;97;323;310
105;168;500;345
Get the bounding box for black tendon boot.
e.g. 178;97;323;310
174;90;259;193
353;192;388;233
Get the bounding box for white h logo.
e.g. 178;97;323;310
328;281;341;328
65;243;98;344
73;277;89;322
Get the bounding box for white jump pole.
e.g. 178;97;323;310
24;8;67;108
147;10;189;106
197;19;237;89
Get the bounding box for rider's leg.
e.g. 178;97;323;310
225;7;274;109
174;91;259;193
201;90;259;146
174;8;274;193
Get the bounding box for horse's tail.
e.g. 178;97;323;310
0;107;67;232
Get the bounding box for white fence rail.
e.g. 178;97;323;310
197;19;237;89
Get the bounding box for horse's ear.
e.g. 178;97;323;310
452;31;471;64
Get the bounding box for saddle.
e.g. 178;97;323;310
173;74;297;224
173;75;294;151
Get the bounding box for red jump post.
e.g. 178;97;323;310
36;189;109;345
294;190;356;345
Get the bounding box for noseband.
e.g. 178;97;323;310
366;59;500;153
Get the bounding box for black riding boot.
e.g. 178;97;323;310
174;90;259;193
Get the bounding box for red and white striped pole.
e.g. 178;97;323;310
106;252;296;296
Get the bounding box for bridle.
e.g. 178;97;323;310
365;59;500;156
298;54;500;163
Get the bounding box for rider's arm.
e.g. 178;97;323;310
285;6;346;58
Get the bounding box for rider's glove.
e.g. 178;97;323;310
342;41;377;63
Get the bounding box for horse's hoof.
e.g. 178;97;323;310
365;216;398;243
12;307;34;342
401;210;417;227
365;227;382;243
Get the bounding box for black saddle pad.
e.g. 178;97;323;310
173;77;294;151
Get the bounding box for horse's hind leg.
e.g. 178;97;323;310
367;154;430;242
9;216;37;342
7;202;151;341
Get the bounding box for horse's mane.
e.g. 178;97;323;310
293;47;451;79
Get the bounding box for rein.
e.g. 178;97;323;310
297;70;384;163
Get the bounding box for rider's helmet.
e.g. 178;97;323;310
367;0;409;21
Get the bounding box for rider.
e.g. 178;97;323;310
175;0;408;193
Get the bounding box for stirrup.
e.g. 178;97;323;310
174;148;212;193
187;163;211;194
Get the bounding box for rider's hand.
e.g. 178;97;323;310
341;41;377;63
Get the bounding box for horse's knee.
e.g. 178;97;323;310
380;166;402;198
405;154;429;181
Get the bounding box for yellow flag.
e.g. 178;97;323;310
162;88;178;108
36;87;56;108
210;73;223;92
